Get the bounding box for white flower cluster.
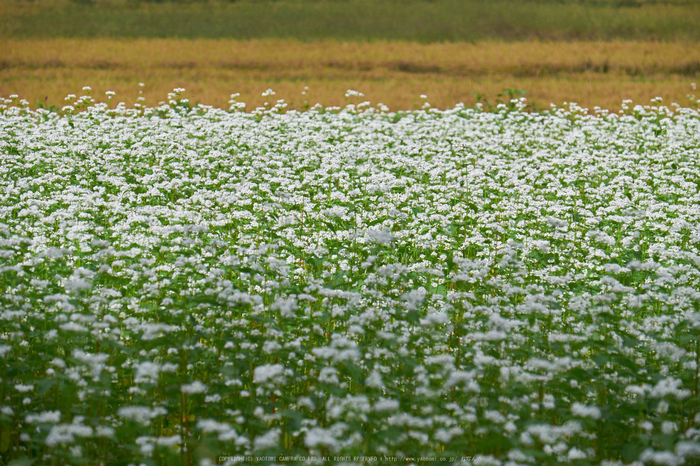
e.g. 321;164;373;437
1;97;699;464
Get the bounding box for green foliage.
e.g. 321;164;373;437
1;0;700;41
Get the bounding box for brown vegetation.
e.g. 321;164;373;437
1;39;698;111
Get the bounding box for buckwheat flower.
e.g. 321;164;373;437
508;450;529;462
135;437;155;456
181;381;208;395
304;424;345;452
639;449;680;466
649;377;691;400
402;288;426;311
639;420;654;432
676;442;700;458
270;297;297;317
51;358;66;369
95;426;115;438
420;310;450;326
117;406;167;426
0;345;11;357
373;399;399;413
60;321;88;332
365;227;394;245
25;410;61;424
64;268;94;294
345;90;365;98
568;448;587;460
157;435;181;447
45;422;94;446
1;406;14;416
315;367;338;385
15;384;34;393
546;217;569;229
484;410;506;424
253;428;280;450
662;421;678;435
365;370;383;388
434;427;463;443
73;350;109;379
253;364;286;386
134;361;161;383
296;397;315;410
444;370;481;392
504;421;518;435
571;402;601;420
471;455;501;465
197;419;230;433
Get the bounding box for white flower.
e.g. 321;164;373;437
365;227;394;245
60;322;88;332
571;402;602;420
253;364;286;386
345;89;364;98
181;381;208;395
568;447;587;460
649;378;691;400
270;297;298;317
117;406;167;425
639;449;680;466
45;422;94;446
365;370;384;389
304;424;346;452
26;410;61;424
134;362;161;383
661;421;678;434
253;428;280;450
374;399;399;413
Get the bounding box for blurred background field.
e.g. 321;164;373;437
2;39;698;111
1;0;699;111
3;0;700;42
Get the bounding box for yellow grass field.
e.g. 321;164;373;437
1;39;698;111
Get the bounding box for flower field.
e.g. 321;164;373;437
1;93;700;465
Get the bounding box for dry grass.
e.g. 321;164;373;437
1;39;698;111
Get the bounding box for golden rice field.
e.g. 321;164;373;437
1;39;698;111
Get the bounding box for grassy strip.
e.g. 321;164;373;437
2;0;700;41
1;39;699;111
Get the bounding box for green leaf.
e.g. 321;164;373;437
0;428;11;453
593;354;609;367
36;378;57;396
8;457;35;466
621;440;646;463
